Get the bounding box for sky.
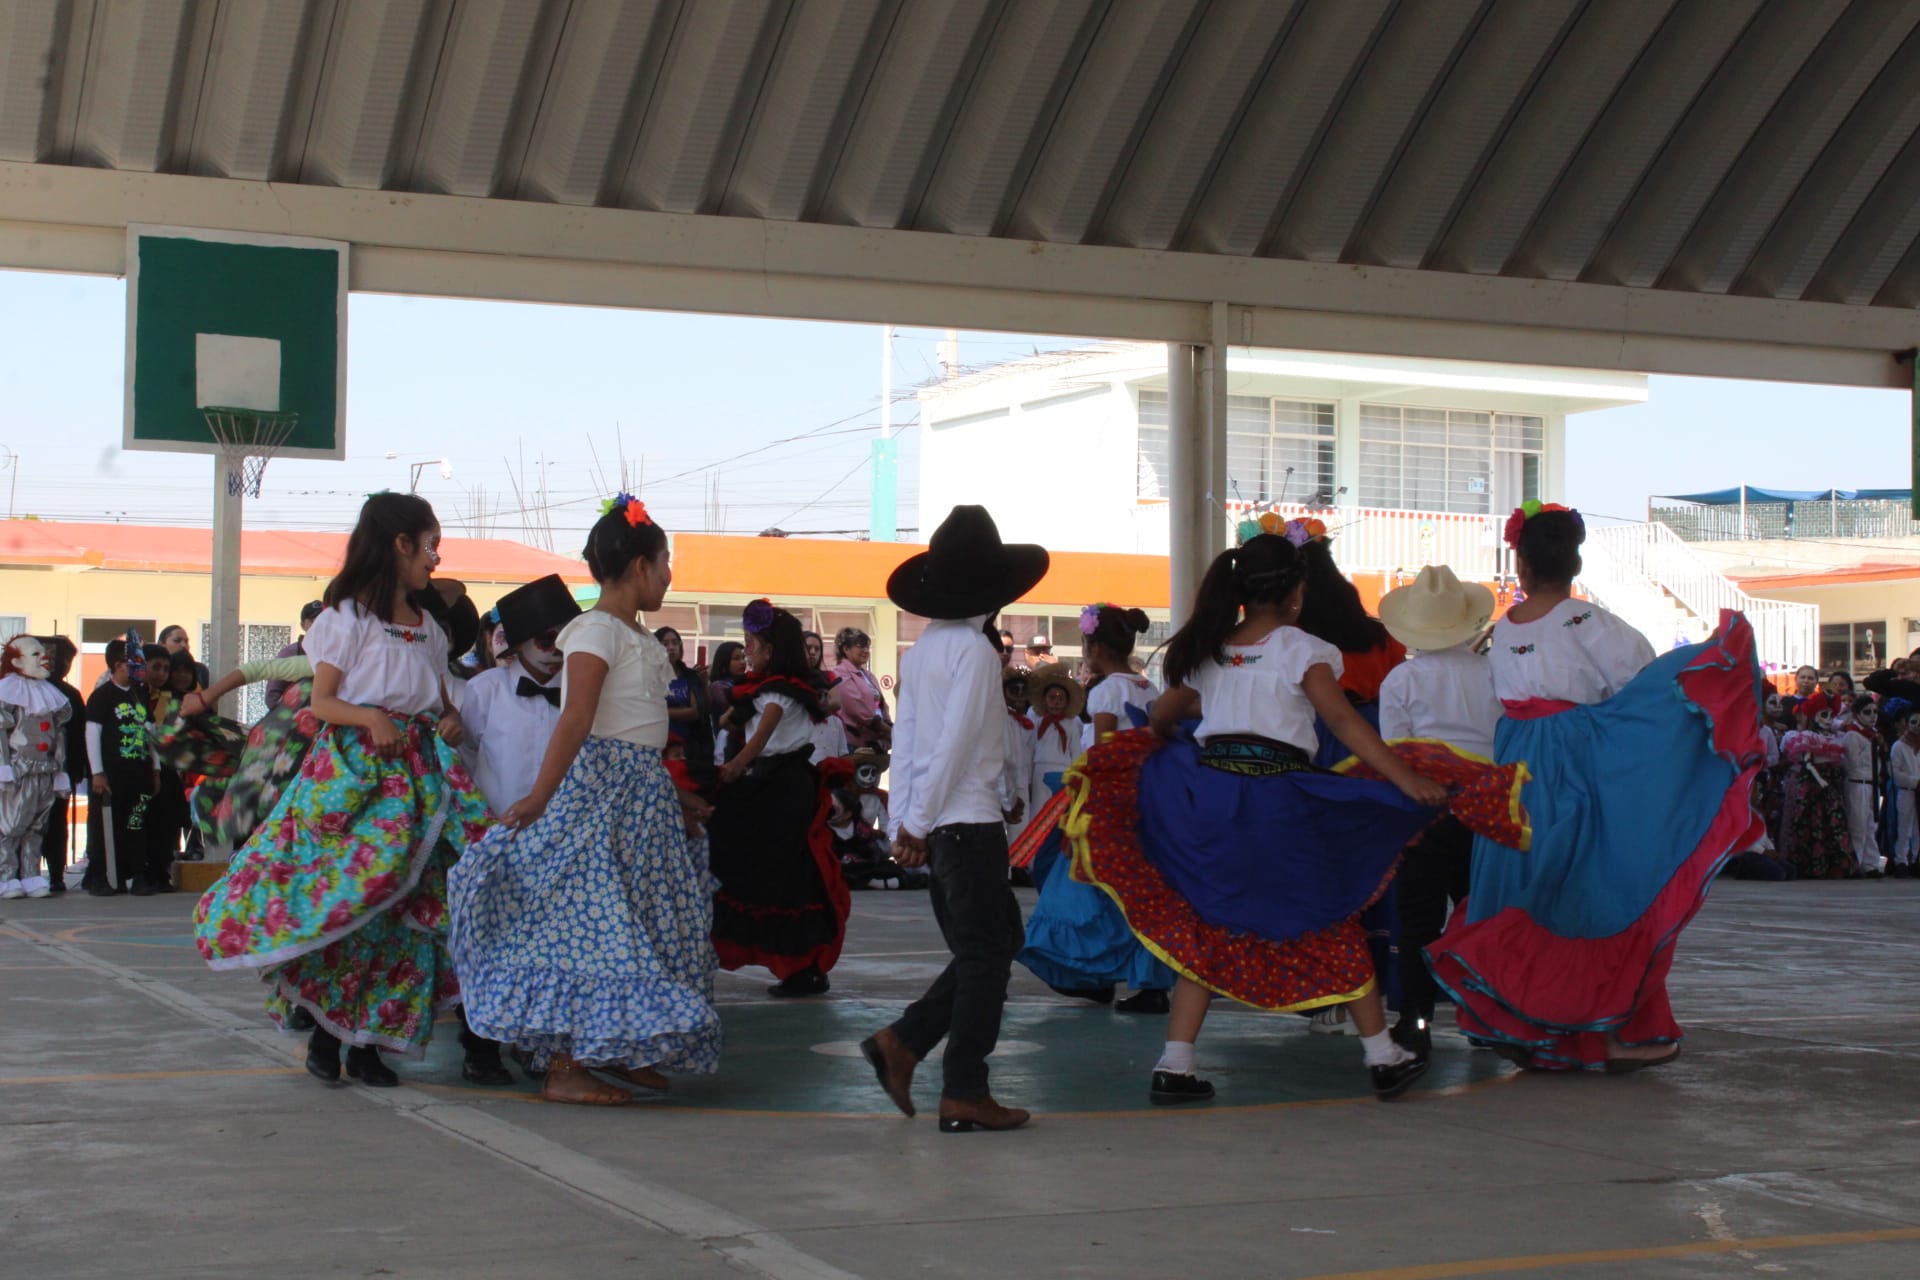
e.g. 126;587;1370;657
1;267;1912;546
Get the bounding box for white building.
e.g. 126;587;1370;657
917;343;1646;579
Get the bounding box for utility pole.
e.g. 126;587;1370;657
869;324;898;542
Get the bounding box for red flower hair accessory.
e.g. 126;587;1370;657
1503;500;1578;550
599;492;654;528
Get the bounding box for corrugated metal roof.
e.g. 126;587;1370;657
5;0;1920;308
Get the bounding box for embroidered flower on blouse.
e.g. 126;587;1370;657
1227;652;1262;667
1508;643;1536;655
1562;611;1593;628
383;625;425;644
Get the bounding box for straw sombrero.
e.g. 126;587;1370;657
1024;663;1085;719
1377;566;1495;653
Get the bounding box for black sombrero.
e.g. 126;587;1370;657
886;505;1049;621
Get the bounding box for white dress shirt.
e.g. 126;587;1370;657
459;656;563;813
1376;642;1500;759
888;615;1007;837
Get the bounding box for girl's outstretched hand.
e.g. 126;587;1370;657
1399;774;1449;808
502;792;549;830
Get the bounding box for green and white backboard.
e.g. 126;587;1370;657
124;225;348;459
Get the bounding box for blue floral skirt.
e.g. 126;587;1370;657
448;737;722;1073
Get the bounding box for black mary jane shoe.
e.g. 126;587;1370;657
1048;982;1116;1005
1148;1070;1215;1105
768;968;831;999
1391;1019;1434;1059
305;1027;342;1085
345;1046;400;1088
1370;1055;1431;1101
1115;989;1171;1015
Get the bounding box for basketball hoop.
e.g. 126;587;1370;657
203;407;299;498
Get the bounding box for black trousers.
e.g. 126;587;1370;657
40;791;71;886
890;821;1025;1100
1395;814;1473;1027
84;771;153;890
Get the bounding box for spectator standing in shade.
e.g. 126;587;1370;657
41;637;85;893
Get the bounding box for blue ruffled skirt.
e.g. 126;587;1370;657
448;737;722;1072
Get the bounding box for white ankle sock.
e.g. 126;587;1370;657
1155;1040;1196;1074
1360;1030;1411;1067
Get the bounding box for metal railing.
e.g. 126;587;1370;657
1653;498;1920;543
1130;500;1508;579
1587;521;1817;671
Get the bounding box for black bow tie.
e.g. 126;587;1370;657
516;677;560;707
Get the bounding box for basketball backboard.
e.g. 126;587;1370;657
124;225;348;460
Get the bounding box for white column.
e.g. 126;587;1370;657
1167;316;1229;626
1168;343;1204;623
210;458;243;716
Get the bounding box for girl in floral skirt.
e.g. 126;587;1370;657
194;493;491;1087
449;495;722;1106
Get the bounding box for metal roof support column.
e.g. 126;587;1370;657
1166;313;1228;626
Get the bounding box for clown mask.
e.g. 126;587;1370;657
3;636;49;681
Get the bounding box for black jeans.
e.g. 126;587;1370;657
40;791;70;886
890;821;1025;1100
1395;814;1473;1026
83;772;152;891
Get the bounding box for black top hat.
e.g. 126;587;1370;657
886;506;1049;621
495;574;583;651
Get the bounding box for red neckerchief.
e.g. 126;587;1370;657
1007;708;1033;729
729;672;828;723
1847;724;1878;742
1036;714;1072;751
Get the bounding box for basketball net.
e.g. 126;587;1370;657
203;408;299;499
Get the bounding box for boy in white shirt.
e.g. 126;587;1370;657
1889;708;1920;876
859;507;1048;1134
455;573;580;1085
461;575;580;815
1374;566;1500;1058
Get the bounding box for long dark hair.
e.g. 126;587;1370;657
709;641;745;687
1163;534;1307;688
753;608;812;683
1295;539;1389;653
325;492;439;623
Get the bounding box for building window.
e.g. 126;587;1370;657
1820;623;1882;677
80;617;159;648
196;623;293;723
1359;406;1543;515
1137;390;1335;502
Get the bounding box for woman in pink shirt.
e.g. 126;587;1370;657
832;627;891;752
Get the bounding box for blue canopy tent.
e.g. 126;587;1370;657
1656;487;1913;505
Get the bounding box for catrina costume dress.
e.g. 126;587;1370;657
1067;626;1527;1013
707;673;850;979
193;602;491;1056
1427;604;1764;1070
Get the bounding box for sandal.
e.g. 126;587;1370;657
541;1054;631;1107
601;1064;670;1091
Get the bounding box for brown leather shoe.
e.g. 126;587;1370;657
859;1028;918;1117
937;1094;1030;1133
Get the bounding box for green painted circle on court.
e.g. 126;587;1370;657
396;999;1512;1114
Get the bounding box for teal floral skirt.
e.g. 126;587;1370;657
192;713;492;1055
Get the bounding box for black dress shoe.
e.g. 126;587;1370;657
1391;1019;1433;1059
768;968;830;998
287;1007;316;1032
345;1046;399;1087
1370;1054;1430;1101
305;1026;341;1084
1149;1070;1214;1105
48;880;65;894
1048;983;1116;1004
1115;989;1170;1015
155;879;179;893
129;880;156;897
87;882;119;897
461;1040;514;1086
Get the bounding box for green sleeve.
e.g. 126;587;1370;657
238;656;314;684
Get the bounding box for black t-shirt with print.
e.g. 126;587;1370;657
85;681;150;772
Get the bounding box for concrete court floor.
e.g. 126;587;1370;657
3;878;1919;1280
